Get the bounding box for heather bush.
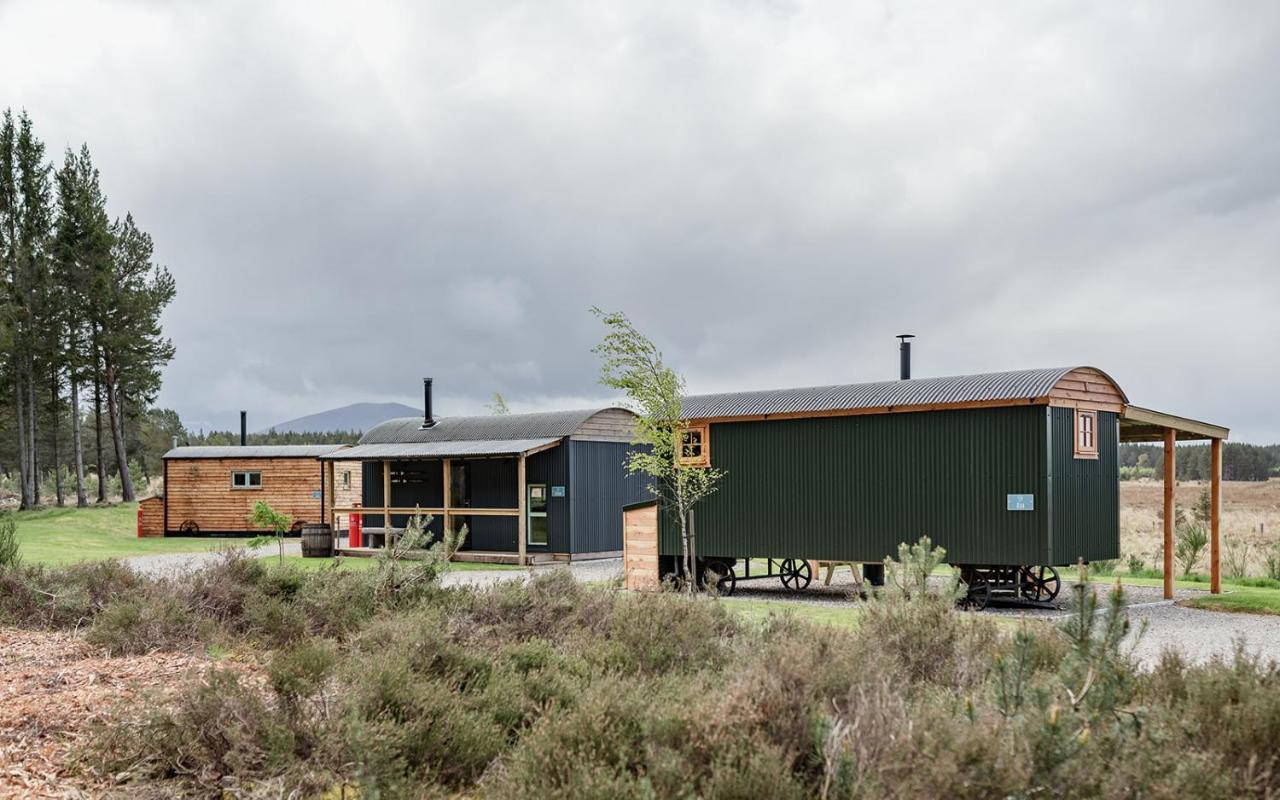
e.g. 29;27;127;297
56;544;1280;798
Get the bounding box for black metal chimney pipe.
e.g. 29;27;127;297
897;334;915;380
240;411;247;446
422;378;435;428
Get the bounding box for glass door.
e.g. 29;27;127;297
527;484;548;546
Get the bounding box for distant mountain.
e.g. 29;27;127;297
263;402;421;434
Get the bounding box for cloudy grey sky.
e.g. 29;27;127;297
4;1;1278;440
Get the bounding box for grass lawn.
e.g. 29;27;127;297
12;503;246;566
1180;587;1280;616
256;554;522;572
721;596;863;628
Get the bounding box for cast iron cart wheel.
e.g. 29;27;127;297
178;520;199;534
708;564;736;596
290;520;307;533
960;578;991;611
1020;566;1061;602
779;559;813;591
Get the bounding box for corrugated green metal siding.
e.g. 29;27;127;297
1049;408;1120;564
569;441;650;554
660;406;1049;565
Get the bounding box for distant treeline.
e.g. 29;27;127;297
185;429;362;447
1119;442;1279;481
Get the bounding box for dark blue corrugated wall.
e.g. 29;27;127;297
527;445;570;553
1049;408;1121;564
660;405;1050;565
568;441;650;554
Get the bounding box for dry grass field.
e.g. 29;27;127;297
1120;478;1280;575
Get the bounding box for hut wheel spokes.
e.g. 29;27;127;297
178;520;199;534
779;559;812;591
1019;566;1061;602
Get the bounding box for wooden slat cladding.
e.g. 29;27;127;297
623;503;660;591
332;460;363;511
1046;368;1125;413
138;496;164;538
570;408;638;443
165;457;324;533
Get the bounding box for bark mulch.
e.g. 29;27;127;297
0;627;232;798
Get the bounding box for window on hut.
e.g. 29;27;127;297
1074;410;1099;459
679;424;710;467
232;471;262;489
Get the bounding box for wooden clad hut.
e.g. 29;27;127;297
153;445;355;536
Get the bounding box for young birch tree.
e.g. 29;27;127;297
592;308;723;591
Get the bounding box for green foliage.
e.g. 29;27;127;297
1175;521;1209;576
1224;538;1251;580
1119;442;1276;482
249;500;293;563
52;552;1280;799
1125;552;1145;574
0;513;20;568
880;535;953;599
592;307;723;589
1266;542;1280;582
487;392;510;414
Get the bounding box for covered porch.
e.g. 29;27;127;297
1118;405;1230;599
321;437;563;567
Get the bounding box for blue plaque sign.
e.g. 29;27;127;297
551;485;566;498
1006;493;1034;511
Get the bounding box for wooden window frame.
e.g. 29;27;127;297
678;424;711;467
1074;409;1099;460
231;470;263;489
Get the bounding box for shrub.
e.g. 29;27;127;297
594;590;738;674
86;594;199;655
0;559;142;628
1175;522;1209;576
1125;552;1146;574
1265;542;1280;582
1224;538;1251;581
0;513;19;568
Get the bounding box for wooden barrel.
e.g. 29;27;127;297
300;523;334;558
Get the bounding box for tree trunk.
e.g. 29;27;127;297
104;364;135;502
14;369;33;510
50;368;63;506
93;374;106;503
27;368;38;506
70;374;87;507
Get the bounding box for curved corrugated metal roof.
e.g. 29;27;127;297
681;367;1084;419
163;445;347;460
359;407;631;444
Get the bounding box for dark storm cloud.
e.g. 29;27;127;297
4;1;1279;439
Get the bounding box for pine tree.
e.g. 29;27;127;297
99;213;175;502
54;145;112;507
0;111;55;509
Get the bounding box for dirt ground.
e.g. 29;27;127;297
0;628;251;799
1120;478;1280;574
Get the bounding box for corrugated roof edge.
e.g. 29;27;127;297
163;445;349;460
680;366;1128;420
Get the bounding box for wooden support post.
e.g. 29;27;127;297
382;460;392;549
442;458;452;539
1163;428;1176;601
325;460;336;548
517;455;527;566
1211;437;1222;595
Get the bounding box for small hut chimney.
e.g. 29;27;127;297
421;378;436;428
897;334;915;380
240;411;247;446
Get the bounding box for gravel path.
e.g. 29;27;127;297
1126;603;1280;667
125;542;301;576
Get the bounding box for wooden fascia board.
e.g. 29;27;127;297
1121;405;1229;441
